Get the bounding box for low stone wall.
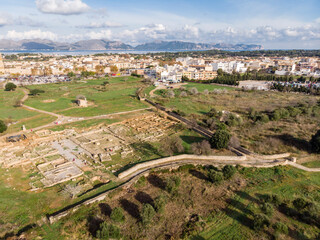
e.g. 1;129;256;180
118;154;247;179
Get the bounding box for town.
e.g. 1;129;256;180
1;53;319;90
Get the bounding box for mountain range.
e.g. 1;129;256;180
0;39;263;51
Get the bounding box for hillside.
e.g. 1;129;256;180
0;39;263;51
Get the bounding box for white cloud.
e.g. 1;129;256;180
0;15;11;27
5;29;57;40
36;0;90;15
284;28;299;37
80;21;124;29
88;30;112;39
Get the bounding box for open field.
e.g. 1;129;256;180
25;76;148;117
0;89;57;134
153;87;320;158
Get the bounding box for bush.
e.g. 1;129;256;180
258;114;269;123
293;198;309;211
0;120;7;133
141;203;156;226
191;140;212;155
180;91;188;97
96;222;121;240
110;207;125;223
261;202;274;216
253;214;270;231
310;130;320;153
222;165;236;180
29;89;45;96
165;176;181;194
209;130;231;149
189;87;199;95
154;194;167;213
162;136;185;156
208;170;224;184
5;82;17;91
272;222;289;234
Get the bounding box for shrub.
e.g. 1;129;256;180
167;90;175;98
191;140;212;155
180;91;188;97
272;222;289;234
261;202;274;216
253;214;270;231
96;222;121;240
0;120;7;133
165;176;181;194
206;108;221;118
141;203;156;226
310;130;320;153
258;114;269;123
209;130;231;149
222;165;236;180
29;89;45;96
293;198;309;211
162;136;185;156
287;106;302;117
208;170;224;184
189;87;199;95
154;194;167;213
5;82;17;91
110;207;125;223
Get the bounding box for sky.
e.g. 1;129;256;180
0;0;319;49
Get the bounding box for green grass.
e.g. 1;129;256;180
0;89;39;121
302;160;320;168
184;82;235;92
24;77;148;117
0;168;66;236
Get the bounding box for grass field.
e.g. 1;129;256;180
0;89;57;134
25;77;148;117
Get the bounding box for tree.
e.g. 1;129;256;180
154;195;167;213
165;176;181;194
222;165;236;180
29;89;45;96
272;222;289;234
96;222;121;240
310;130;320;153
67;71;76;78
110;207;125;223
253;214;270;231
209;130;231;149
191;140;212;155
141;203;156;226
110;65;118;73
261;202;274;216
163;136;185;156
5;82;17;91
95;65;105;75
0;120;7;133
293;198;309;211
208;170;223;184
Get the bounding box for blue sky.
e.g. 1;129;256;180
0;0;319;49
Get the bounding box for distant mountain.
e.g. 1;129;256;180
135;41;263;51
0;39;263;51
